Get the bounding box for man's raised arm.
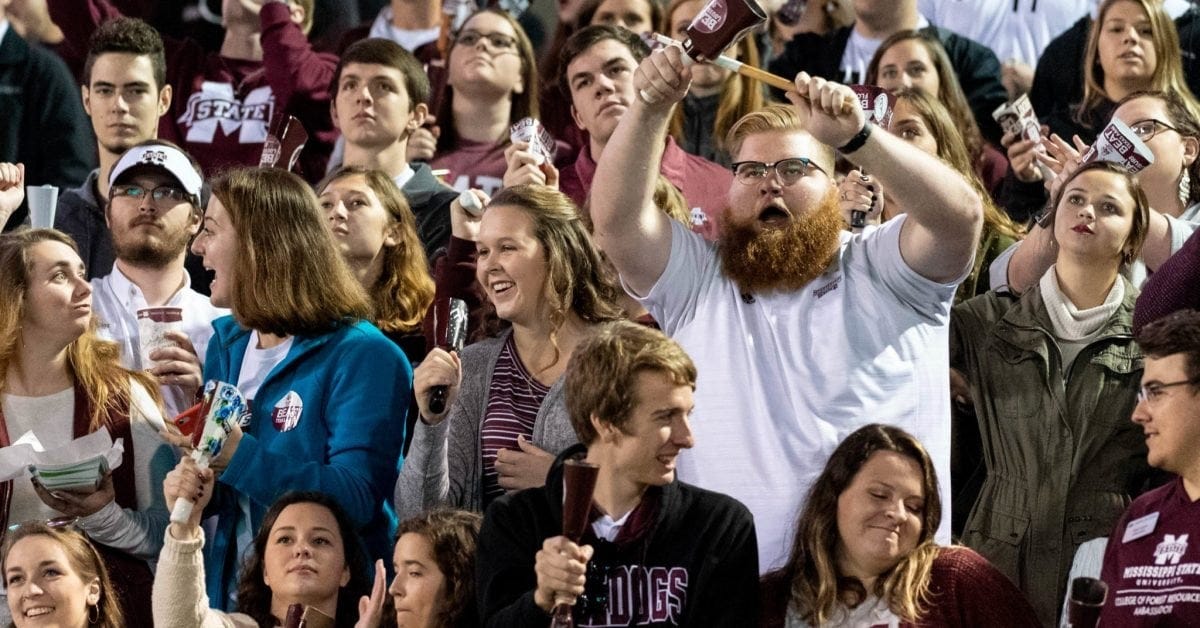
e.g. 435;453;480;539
790;74;983;283
589;46;691;296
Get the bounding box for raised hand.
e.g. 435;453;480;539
0;162;26;225
785;72;865;151
633;45;692;108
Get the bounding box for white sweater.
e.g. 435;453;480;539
152;528;259;628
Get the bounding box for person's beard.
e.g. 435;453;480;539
717;189;844;294
111;216;193;269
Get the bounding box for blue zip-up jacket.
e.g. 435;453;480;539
201;316;411;609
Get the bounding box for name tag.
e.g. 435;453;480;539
1123;512;1159;543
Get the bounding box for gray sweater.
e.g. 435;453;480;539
394;331;579;519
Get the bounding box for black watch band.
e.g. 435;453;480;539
839;121;873;154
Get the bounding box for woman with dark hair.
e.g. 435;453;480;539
1002;89;1200;293
188;167;411;609
409;8;559;195
0;228;172;626
154;460;371;627
388;509;482;627
866;29;1008;197
838;88;1024;302
952;161;1155;625
395;184;623;518
3;521;125;628
760;424;1036;626
317;165;436;364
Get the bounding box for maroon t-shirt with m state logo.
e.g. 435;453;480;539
1100;477;1200;626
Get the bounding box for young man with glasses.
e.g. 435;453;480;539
476;320;758;626
91;140;228;417
540;25;730;240
54;17;171;280
1097;309;1200;624
588;45;983;573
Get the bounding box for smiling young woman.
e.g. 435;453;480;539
3;522;124;628
396;184;623;520
760;424;1037;627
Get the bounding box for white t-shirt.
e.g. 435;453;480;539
236;331;294;403
368;6;440;52
785;596;902;628
918;0;1088;66
634;217;958;572
92;266;228;417
1;388;74;526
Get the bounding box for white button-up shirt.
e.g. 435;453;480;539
92;265;229;417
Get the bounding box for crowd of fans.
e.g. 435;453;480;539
1;0;1200;626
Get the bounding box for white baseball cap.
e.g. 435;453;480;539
108;143;203;201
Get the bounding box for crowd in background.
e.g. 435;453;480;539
2;0;1200;626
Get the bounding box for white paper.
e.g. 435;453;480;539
0;428;124;483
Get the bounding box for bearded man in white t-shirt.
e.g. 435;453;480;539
588;46;984;572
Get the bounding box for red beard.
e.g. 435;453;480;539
716;189;844;294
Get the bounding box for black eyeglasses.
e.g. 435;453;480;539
455;29;518;51
1129;119;1180;142
111;184;189;206
1137;378;1200;404
730;158;826;186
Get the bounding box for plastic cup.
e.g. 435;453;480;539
26;185;59;228
137;307;183;368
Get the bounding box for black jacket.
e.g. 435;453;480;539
0;28;95;230
402;162;458;262
476;445;759;627
768;25;1007;146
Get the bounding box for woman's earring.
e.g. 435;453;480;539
1179;168;1192;206
89;604;99;624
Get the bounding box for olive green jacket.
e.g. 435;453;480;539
950;279;1150;626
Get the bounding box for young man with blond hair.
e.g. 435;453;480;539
476;321;758;626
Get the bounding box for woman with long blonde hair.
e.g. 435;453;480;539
318;165;435;362
3;521;126;628
759;424;1038;627
0;228;171;626
839;88;1024;302
662;0;765;166
396;184;622;519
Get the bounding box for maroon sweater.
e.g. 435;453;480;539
759;547;1040;627
49;0;339;182
1133;227;1200;335
560;136;730;241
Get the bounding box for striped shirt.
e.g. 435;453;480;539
480;334;550;505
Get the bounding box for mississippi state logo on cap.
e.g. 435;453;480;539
140;150;168;166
